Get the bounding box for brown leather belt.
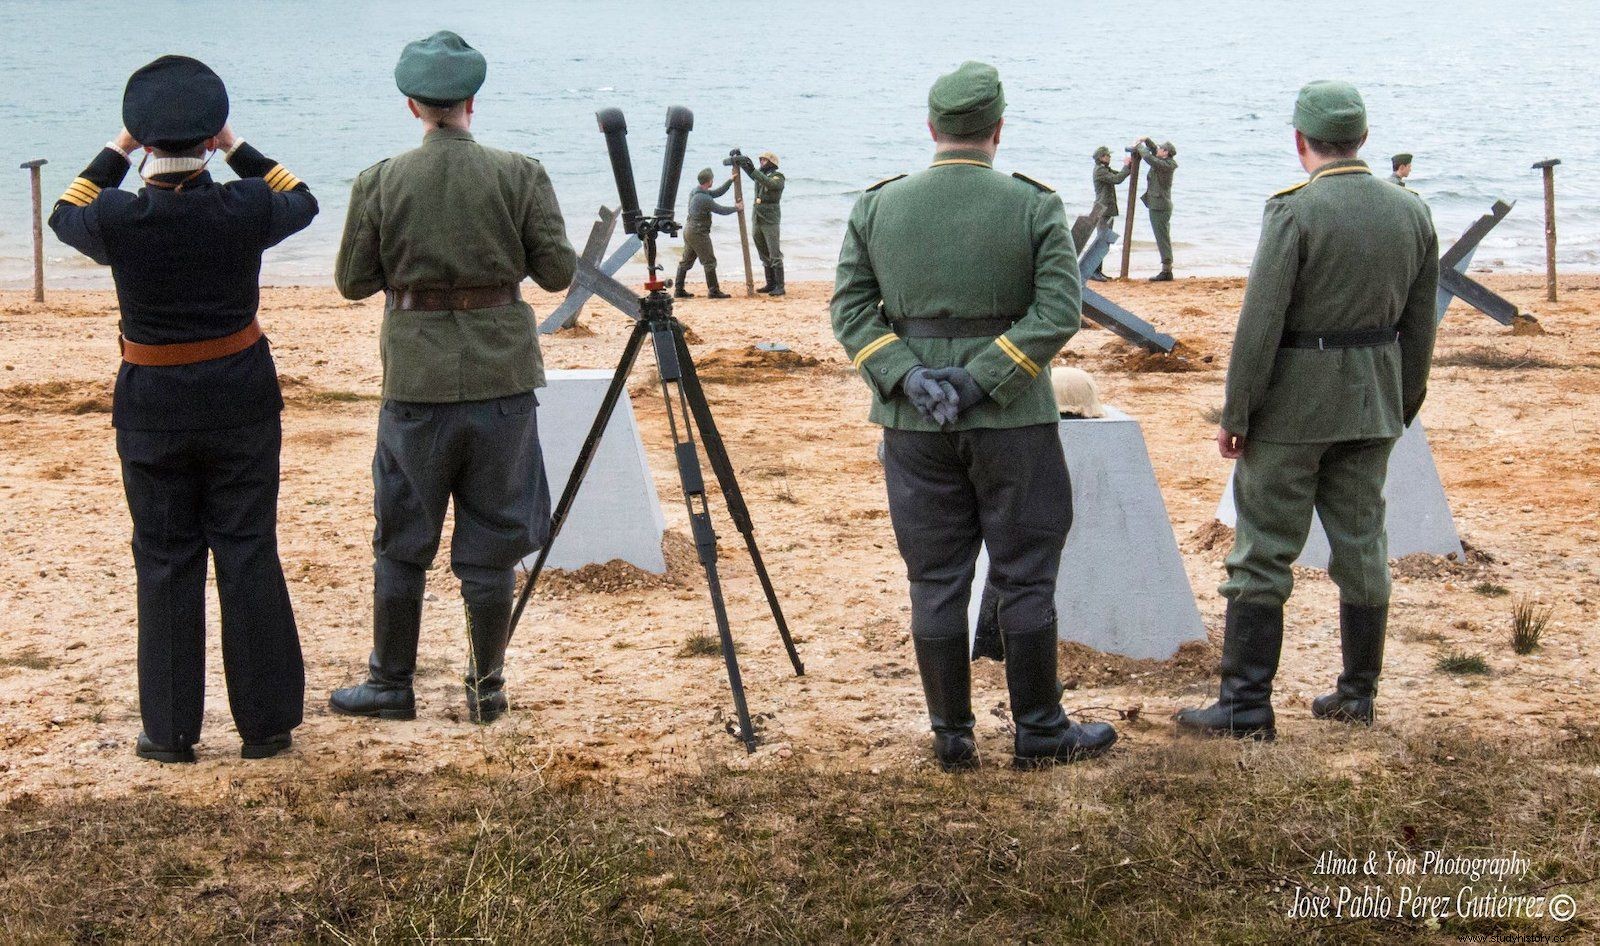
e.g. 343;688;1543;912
388;284;520;312
120;318;263;367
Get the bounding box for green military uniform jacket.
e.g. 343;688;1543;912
335;127;577;402
1136;144;1177;212
747;165;784;224
686;179;735;233
831;149;1081;432
1221;159;1439;443
1093;162;1131;220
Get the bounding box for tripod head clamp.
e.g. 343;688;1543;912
596;105;694;290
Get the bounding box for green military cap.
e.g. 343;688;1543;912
395;30;487;107
1161;141;1177;156
927;61;1006;136
1392;152;1413;168
1093;146;1111;160
697;167;714;184
1293;80;1367;141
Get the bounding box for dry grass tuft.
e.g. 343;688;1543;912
1436;650;1491;675
1434;345;1561;371
1510;596;1553;655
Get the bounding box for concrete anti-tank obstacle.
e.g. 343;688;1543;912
967;406;1206;660
1214;420;1464;568
520;369;666;573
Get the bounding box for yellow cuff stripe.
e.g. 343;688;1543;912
852;332;900;370
995;335;1040;378
60;178;101;207
264;165;302;192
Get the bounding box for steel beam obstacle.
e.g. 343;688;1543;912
1436;199;1520;326
539;205;644;334
1076;224;1178;354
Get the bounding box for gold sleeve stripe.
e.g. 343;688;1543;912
852;332;900;370
60;178;101;206
995;335;1040;378
263;165;302;192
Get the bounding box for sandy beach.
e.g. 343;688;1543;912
1;274;1597;803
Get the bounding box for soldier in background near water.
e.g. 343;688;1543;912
736;150;786;296
832;60;1117;771
1390;152;1413;187
676;168;742;300
330;31;576;726
1177;81;1438;741
1088;145;1133;281
49;56;317;763
1134;137;1178;281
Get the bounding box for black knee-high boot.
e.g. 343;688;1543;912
1312;602;1386;724
1175;600;1282;739
330;558;423;720
1005;620;1118;766
912;634;977;771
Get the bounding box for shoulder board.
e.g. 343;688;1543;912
1012;172;1055;193
1270;180;1309;198
358;157;391;177
865;174;906;192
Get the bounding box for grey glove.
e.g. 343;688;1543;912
924;366;988;417
904;367;959;426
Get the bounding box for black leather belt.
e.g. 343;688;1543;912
1280;328;1400;350
389;284;520;312
892;317;1017;339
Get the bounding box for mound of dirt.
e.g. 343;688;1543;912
692;346;821;385
1116;340;1212;373
553;321;596;339
532;530;698;598
0;380;112;414
1390;550;1495;582
1510;314;1545;337
1187;519;1235;556
973;639;1217;694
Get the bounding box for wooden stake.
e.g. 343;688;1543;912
728;160;756;296
1120;150;1142;280
1532;158;1560;303
21;159;47;303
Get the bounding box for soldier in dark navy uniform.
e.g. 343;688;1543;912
50;56;318;763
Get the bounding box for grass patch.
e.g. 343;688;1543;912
1434;345;1561;371
675;631;722;658
1436;649;1491;675
1;731;1595;942
0;646;53;671
1510;596;1553;655
1199;405;1223;425
1472;581;1510;598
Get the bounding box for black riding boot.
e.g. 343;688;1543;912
1149;268;1173;282
1088;266;1109;282
674;264;695;298
767;263;786;296
913;634;977;771
1175;600;1282;739
1006;621;1117;767
330;580;421;720
1312;602;1387;724
464;596;513;724
756;263;774;293
705;268;732;300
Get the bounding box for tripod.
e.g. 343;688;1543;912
508;107;804;753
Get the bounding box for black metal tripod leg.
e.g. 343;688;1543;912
509;320;651;638
651;325;760;752
672;326;806;676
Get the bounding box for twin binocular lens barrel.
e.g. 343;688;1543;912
595;105;694;235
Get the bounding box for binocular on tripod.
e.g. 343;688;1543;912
596;106;692;288
509;105;805;753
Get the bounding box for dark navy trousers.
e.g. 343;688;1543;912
116;415;304;747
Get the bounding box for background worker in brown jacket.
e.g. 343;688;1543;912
330;31;576;726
